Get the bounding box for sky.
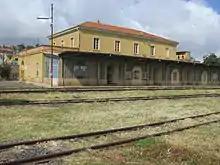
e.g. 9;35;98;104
0;0;220;60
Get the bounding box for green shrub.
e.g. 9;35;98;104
0;64;11;79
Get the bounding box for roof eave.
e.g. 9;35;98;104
59;51;202;65
47;26;80;39
80;26;178;46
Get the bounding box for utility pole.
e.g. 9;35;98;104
37;3;54;87
50;3;54;88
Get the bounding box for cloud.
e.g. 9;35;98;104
0;0;220;60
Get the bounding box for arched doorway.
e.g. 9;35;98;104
201;70;208;85
132;66;142;85
212;72;218;84
171;68;180;85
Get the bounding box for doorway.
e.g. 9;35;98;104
52;58;59;87
107;65;113;84
171;68;180;85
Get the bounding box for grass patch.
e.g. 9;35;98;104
1;97;220;142
0;98;29;103
2;89;220;101
63;132;220;165
134;138;156;148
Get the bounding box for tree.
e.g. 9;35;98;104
203;53;220;66
26;45;34;49
17;44;26;52
0;64;11;79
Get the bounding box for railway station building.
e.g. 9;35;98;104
18;21;220;86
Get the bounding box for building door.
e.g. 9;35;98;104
107;65;113;84
52;58;59;86
171;69;180;85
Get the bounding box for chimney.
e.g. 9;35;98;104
97;20;100;24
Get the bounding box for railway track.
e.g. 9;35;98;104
1;111;219;165
1;93;220;106
1;85;220;94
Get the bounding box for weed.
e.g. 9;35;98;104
135;138;156;148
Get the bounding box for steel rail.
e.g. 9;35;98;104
1;111;219;150
1;119;219;165
1;94;220;106
1;86;220;94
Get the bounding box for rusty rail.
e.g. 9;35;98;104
1;86;220;94
1;94;220;106
1;119;219;165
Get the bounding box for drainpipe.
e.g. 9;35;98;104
193;63;195;89
62;58;64;86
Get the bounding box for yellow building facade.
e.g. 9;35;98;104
18;21;219;87
52;21;179;61
18;46;77;85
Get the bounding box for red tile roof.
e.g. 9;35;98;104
0;47;14;54
79;21;178;45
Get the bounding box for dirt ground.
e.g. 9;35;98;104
0;81;42;88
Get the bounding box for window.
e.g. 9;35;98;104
182;55;184;59
150;46;156;56
134;43;139;55
70;38;74;47
165;48;169;58
114;40;120;52
178;55;180;59
36;62;39;77
73;61;87;79
61;39;64;47
93;38;100;50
